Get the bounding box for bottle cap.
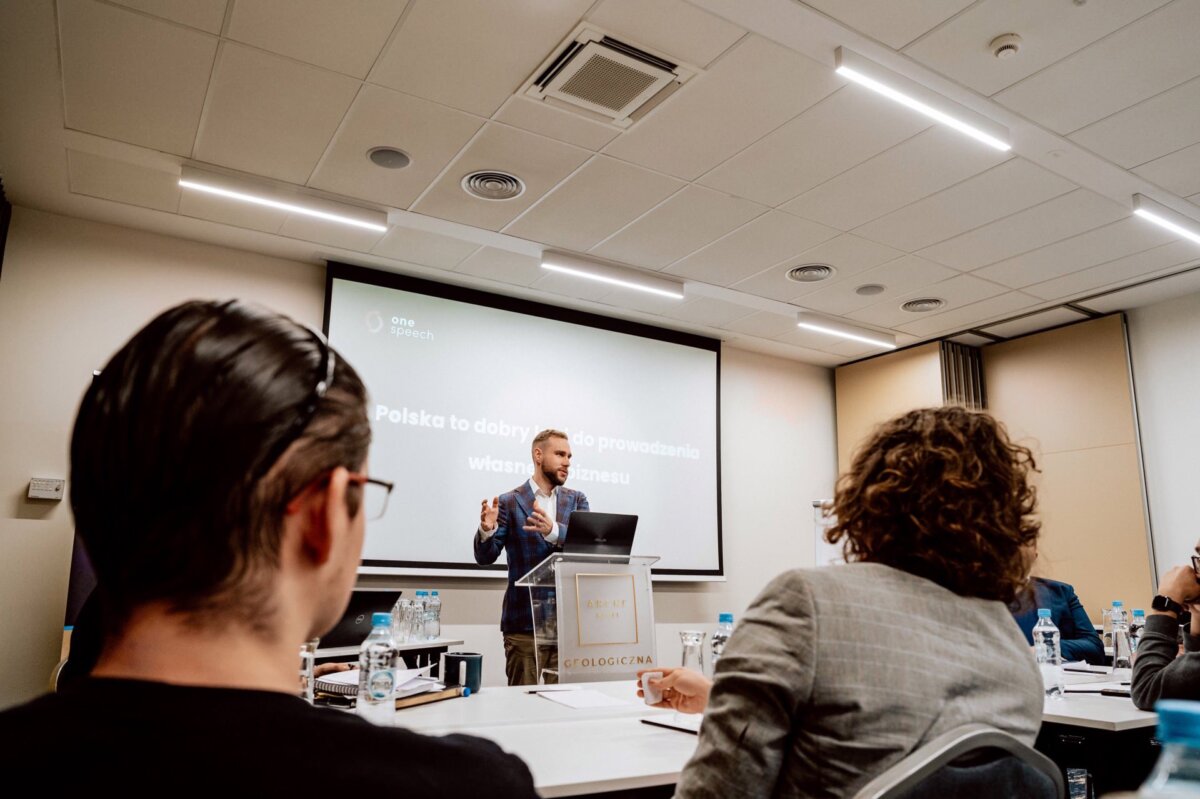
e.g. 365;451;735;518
1156;701;1200;746
432;591;439;596
416;590;427;596
462;687;471;697
1037;608;1051;618
1113;600;1124;607
1133;609;1146;616
718;613;734;624
371;612;392;627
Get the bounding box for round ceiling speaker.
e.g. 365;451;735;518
461;171;526;201
367;146;411;169
855;283;885;296
901;298;946;313
786;263;836;283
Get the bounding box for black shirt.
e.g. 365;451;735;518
0;678;537;796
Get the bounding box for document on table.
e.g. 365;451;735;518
537;689;630;709
315;664;438;698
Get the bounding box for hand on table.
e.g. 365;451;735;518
637;667;712;715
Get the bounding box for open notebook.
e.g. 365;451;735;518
314;664;440;699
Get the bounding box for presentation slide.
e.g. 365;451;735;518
325;264;722;577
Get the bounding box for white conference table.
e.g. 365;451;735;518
1044;669;1158;732
392;680;700;797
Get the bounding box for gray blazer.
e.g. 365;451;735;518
675;563;1043;799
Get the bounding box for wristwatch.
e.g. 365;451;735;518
1152;594;1185;615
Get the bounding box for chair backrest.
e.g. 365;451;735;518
851;724;1064;799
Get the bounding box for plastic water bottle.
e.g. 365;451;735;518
711;613;734;672
1139;700;1200;796
1033;608;1064;698
1113;600;1133;669
411;590;428;641
357;612;397;725
425;590;442;640
1132;609;1147;654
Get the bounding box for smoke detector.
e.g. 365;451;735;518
902;298;946;313
855;284;885;296
461;171;525;201
787;264;836;283
989;34;1022;60
522;24;698;129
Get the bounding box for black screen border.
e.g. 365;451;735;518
323;260;724;578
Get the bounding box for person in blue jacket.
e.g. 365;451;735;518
1011;576;1106;664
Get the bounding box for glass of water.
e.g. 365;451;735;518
680;630;706;674
298;638;319;705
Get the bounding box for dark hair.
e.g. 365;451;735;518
70;300;370;632
825;406;1039;603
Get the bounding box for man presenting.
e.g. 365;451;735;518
475;429;589;685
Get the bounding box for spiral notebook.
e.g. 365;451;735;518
314;664;438;698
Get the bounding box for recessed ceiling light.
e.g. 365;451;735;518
541;251;685;299
367;147;411;169
1132;194;1200;246
786;264;836;283
462;171;525;201
855;284;885;296
796;311;897;350
901;298;946;313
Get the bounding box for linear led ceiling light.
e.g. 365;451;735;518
541;251;685;299
178;168;387;232
1132;194;1200;246
796;311;897;350
835;47;1011;152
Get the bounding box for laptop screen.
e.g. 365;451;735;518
563;512;638;558
320;589;402;648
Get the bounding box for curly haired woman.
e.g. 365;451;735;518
642;406;1045;798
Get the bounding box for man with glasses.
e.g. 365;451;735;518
1131;547;1200;710
0;300;537;795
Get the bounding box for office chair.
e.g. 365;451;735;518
851;723;1065;799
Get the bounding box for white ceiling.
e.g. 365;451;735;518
3;0;1200;366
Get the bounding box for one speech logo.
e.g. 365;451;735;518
365;310;384;333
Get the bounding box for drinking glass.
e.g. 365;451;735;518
680;630;706;674
298;638;319;704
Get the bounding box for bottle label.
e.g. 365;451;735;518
367;668;395;700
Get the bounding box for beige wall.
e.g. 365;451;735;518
833;342;943;473
0;207;838;709
982;315;1153;622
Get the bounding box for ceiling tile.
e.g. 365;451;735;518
994;0;1200;133
226;0;406;78
904;0;1172;97
781;126;1011;230
660;297;754;328
530;270;616;303
371;227;480;269
664;211;839;285
194;43;360;183
1078;266;1200;313
108;0;228;33
730;233;905;302
602;35;842;180
409;123;591;231
369;0;593;116
1134;142;1200;198
1023;240;1200;300
590;185;765;269
698;85;931;206
307;84;483;210
277;215;386;252
505;156;684;252
803;0;973;49
797;255;958;316
847;273;1009;329
66;150;181;213
720;310;798;339
974;217;1179;289
454;247;543;286
585;0;744;67
917;189;1127;270
852;159;1076;252
895;292;1042;338
978;307;1091;339
494;97;620;152
59;0;216;155
178;187;289;233
1070;76;1200;168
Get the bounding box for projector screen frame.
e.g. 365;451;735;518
324;261;725;581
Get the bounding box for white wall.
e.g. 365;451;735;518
1127;291;1200;581
0;207;838;707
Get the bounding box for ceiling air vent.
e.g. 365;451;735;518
787;264;836;283
524;26;698;128
461;171;525;201
902;298;946;313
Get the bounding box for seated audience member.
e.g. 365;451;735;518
1131;555;1200;710
642;406;1045;798
0;300;536;796
1009;546;1105;664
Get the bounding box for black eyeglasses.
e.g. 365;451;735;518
348;473;395;521
1191;554;1200;581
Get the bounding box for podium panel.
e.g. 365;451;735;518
517;554;658;684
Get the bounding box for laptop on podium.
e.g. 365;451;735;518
562;511;638;560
